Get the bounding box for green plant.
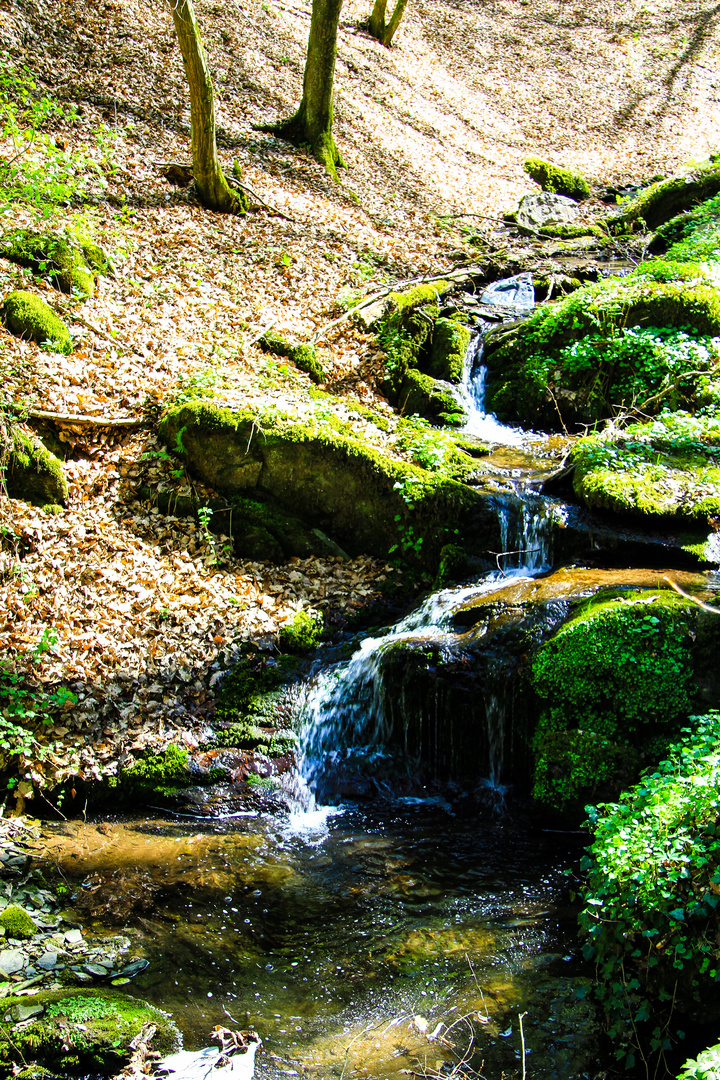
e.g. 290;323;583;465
278;608;323;653
168;366;222;406
47;996;117;1023
679;1042;720;1080
579;712;720;1072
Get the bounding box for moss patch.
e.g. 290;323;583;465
5;428;68;507
258;330;325;384
278;608;324;653
119;744;191;800
427;317;471;383
397;369;466;426
530;590;696;812
0;988;180;1076
0;290;72;353
571;413;720;524
213;651;304;754
0;229;107;297
524;158;590;200
0;904;38;939
607;157;720;232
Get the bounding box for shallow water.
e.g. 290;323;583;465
42;804;592;1079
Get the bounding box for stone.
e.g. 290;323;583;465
64;929;84;945
85;962;111;977
0;949;25;975
515;192;578;232
479;273;535;315
36;951;58;970
13;1003;44;1022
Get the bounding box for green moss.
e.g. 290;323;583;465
484;271;720;428
6;429;68;506
120;744;190;798
0;230;102;297
385;282;451;316
531;590;696;810
258;330;325;384
572;414;720;523
532;729;639;812
523;158;590;200
0;988;180;1076
428;317;471;383
433;542;467;587
0;904;38;939
607;157;720;232
0;290;72;352
213;652;303;754
158;401;492;568
397;369;466;426
278;608;323;653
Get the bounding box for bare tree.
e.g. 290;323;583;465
169;0;248;213
368;0;409;46
258;0;345;180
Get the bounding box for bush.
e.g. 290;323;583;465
579;712;720;1069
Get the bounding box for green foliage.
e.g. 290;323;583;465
46;996;115;1024
278;608;323;653
579;712;720;1069
679;1042;720;1080
396;414;456;473
0;59;115;215
523;157;590;200
532;729;639;812
664;193;720;265
258;330;325;384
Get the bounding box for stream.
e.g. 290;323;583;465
37;277;714;1078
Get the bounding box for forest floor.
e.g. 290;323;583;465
0;0;719;802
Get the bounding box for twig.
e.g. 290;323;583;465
56;308;135;354
519;1011;528;1080
226;175;296;221
663;575;720;614
26;409;147;429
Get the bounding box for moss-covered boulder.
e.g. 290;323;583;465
213;651;304;755
258;330;325;384
158;402;497;568
606;157;720;232
0;230;111;297
396;369;466;426
484;268;720;429
0;291;72;353
427;317;471;383
5;428;68;506
530;589;701;814
0;904;38;939
0;989;180;1076
571;413;720;529
523;158;590;200
278;608;324;653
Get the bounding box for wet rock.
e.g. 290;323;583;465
13;1003;44;1022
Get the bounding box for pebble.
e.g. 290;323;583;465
0;949;25;975
14;1003;44;1022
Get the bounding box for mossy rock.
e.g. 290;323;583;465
530;589;698;812
278;608;323;653
0;988;180;1076
483;270;720;429
0;904;38;939
606;157;720;232
397;369;466;427
571;414;720;525
532;729;640;814
0;291;72;353
158;402;497;568
5;428;68;507
0;230;110;297
523;158;590;201
118;744;191;801
258;330;325;384
214;651;304;752
433;542;467;587
427;318;471;383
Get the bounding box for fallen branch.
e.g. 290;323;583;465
663;575;720;614
27;409;147;429
226;174;296;221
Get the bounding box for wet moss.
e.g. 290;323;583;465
0;230;104;297
0;904;38;939
433;542;467;587
6;429;68;507
213;652;303;754
119;744;190;799
427;317;471;383
607;157;720;232
278;608;324;653
532;729;640;813
524;158;590;200
0;989;180;1076
0;291;72;353
397;369;466;426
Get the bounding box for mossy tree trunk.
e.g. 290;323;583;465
368;0;408;45
170;0;248;213
259;0;345;179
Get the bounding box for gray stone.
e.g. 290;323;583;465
14;1003;44;1022
36;951;58;970
0;949;25;975
84;962;110;977
479;273;535;315
515;192;578;231
64;929;84;945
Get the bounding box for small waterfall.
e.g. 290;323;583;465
294;501;555;808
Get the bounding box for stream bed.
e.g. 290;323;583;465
41;804;597;1079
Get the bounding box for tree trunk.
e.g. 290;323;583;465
258;0;345;179
369;0;408;46
170;0;247;213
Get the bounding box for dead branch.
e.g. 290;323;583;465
663;575;720;614
27;409;147;429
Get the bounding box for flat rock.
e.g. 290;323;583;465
36;951;58;970
0;949;25;975
64;929;84;945
14;1002;44;1022
515;192;578;230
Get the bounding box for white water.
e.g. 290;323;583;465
456;335;527;447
